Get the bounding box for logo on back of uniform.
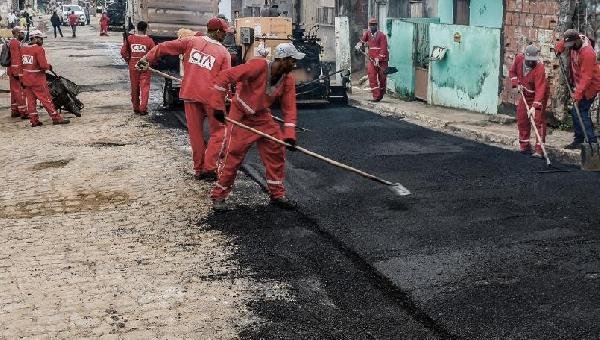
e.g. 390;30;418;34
189;48;215;70
22;55;33;65
130;44;147;53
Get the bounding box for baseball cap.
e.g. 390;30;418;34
30;30;47;38
524;45;539;61
564;29;581;47
207;17;228;31
368;18;378;25
273;43;305;60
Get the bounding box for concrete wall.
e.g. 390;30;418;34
469;0;503;28
428;24;501;114
387;19;416;98
437;0;453;24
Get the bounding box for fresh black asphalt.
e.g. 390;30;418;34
241;105;600;339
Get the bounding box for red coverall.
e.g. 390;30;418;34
555;37;600;101
145;35;231;175
120;34;155;113
7;38;26;117
99;14;109;36
509;53;549;154
20;44;66;125
210;58;298;200
68;14;79;37
361;30;389;100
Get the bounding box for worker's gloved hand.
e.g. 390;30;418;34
373;58;380;67
284;138;296;151
354;42;362;52
214;110;226;124
136;59;149;71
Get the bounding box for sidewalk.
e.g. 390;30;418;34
349;88;583;165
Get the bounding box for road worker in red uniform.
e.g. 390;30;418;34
509;44;549;158
121;21;155;115
138;17;231;181
7;26;27;118
99;12;109;36
209;42;304;211
555;29;600;148
68;10;79;38
356;18;389;102
21;30;70;127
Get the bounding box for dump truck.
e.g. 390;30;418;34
124;0;219;107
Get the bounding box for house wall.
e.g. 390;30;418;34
387;19;416;98
437;0;453;24
469;0;503;28
428;23;502;114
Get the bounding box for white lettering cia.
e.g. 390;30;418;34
22;55;33;65
189;48;216;70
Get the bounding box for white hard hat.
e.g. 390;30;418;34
30;30;47;38
273;43;305;60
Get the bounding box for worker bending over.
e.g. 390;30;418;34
138;18;231;181
210;42;304;211
121;21;155;115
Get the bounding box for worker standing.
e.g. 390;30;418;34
138;18;231;181
555;29;600;148
209;42;304;211
6;26;27;119
120;21;155;115
50;11;63;38
509;45;549;158
20;30;70;127
68;10;79;38
99;12;109;36
355;18;389;102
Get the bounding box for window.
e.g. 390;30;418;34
317;6;335;25
454;0;470;25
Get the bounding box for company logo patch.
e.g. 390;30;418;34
22;55;33;65
189;48;215;70
130;44;147;53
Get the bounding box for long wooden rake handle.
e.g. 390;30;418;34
519;89;552;166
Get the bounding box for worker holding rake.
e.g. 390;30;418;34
509;44;549;158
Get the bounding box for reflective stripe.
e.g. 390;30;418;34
369;47;382;50
24;69;41;72
11;64;20;67
215;182;228;190
519;139;530;143
214;85;227;92
283;123;295;127
266;179;283;185
511;77;518;80
236;93;255;114
523;87;535;94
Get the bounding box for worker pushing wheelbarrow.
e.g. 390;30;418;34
46;69;84;117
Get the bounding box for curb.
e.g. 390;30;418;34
349;98;582;166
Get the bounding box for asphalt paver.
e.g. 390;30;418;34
241;105;600;339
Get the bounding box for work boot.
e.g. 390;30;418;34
31;121;43;127
20;114;29;120
212;199;228;212
531;152;543;159
369;98;382;103
11;111;20;118
195;171;218;182
139;111;148;116
270;196;297;210
52;118;71;125
133;110;141;115
564;141;582;150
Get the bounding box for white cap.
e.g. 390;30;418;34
30;30;47;38
273;43;305;60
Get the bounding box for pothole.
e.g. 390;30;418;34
0;190;131;219
89;141;129;147
29;158;74;171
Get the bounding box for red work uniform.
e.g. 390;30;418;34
555;36;600;101
210;58;297;201
68;13;79;37
7;38;27;117
99;14;109;36
509;53;549;154
145;35;231;175
361;30;389;100
120;34;155;113
20;44;66;125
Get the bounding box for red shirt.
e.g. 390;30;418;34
120;34;155;67
361;30;389;61
20;44;51;87
211;58;298;141
7;38;22;77
509;53;549;109
68;13;79;26
555;36;600;100
100;14;109;26
145;35;231;104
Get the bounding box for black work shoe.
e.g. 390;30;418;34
519;149;532;155
139;111;148;116
31;121;43;127
194;171;218;182
531;152;544;159
52;119;70;125
212;199;228;212
564;142;582;150
11;112;20;118
369;98;382;102
20;115;29;120
270;196;297;210
133;110;141;115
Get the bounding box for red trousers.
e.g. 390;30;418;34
128;67;150;112
100;24;109;36
184;101;225;174
517;98;546;154
24;84;61;124
211;106;286;200
9;75;26;115
367;61;387;100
